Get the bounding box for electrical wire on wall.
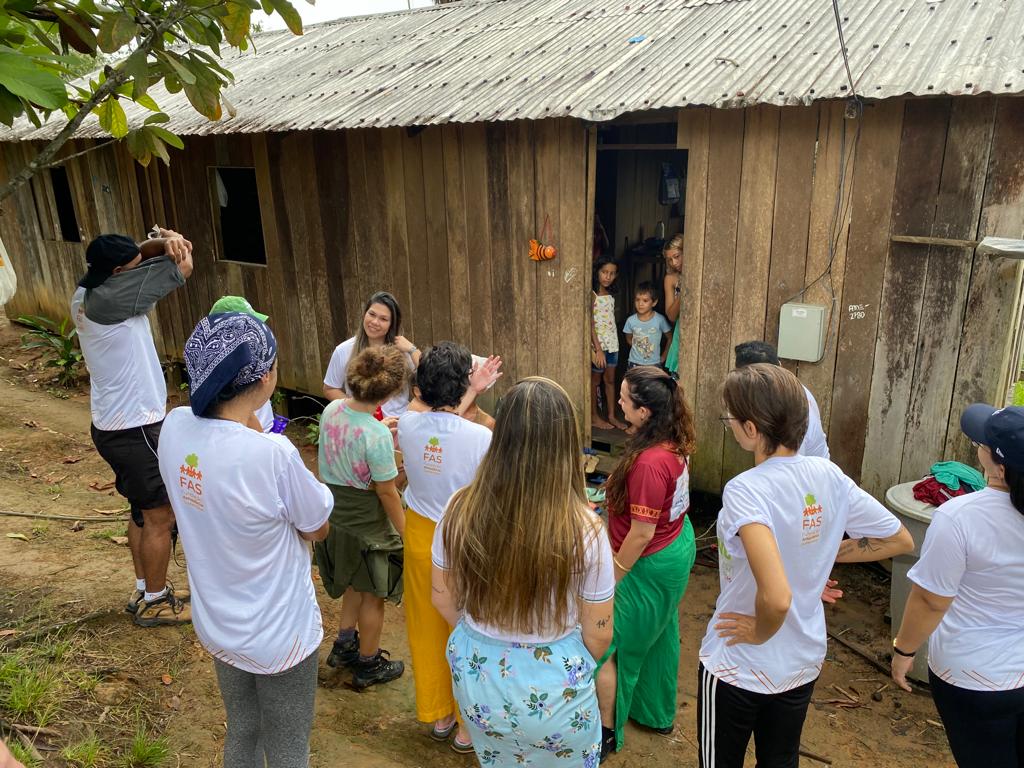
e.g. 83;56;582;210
780;0;863;363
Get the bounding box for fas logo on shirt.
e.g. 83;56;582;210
801;492;823;544
179;453;204;510
423;436;443;475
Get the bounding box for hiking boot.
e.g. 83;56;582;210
134;590;191;627
125;589;144;614
167;582;190;603
327;631;360;669
350;650;404;690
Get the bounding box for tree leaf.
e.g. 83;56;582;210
0;52;69;110
157;51;196;85
148;134;170;165
267;0;302;35
95;98;128;138
97;11;138;54
134;92;160;111
147;125;184;150
51;7;99;54
219;2;252;47
183;82;221;120
144;112;170;124
122;51;150;99
0;85;25;126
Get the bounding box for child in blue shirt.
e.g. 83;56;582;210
623;282;673;369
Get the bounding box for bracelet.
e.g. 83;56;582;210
892;639;916;658
613;556;631;573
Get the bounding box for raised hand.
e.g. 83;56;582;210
469;355;503;393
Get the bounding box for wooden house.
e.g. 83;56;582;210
2;0;1023;496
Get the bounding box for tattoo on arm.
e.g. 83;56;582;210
596;616;610;629
432;585;445;594
837;537;882;557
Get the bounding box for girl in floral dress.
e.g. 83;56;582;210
431;378;616;766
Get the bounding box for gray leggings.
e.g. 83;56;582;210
213;650;318;768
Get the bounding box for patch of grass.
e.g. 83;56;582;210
119;730;169;768
8;740;40;766
30;521;51;538
0;654;58;723
88;527;124;542
62;734;109;767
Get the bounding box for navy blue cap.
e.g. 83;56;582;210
960;404;1024;471
79;234;140;289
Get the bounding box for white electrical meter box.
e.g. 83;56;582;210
777;303;826;362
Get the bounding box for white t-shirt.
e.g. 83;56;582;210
72;287;168;431
157;406;333;675
398;410;492;523
799;386;830;460
432;514;615;644
323;337;412;418
700;455;901;693
255;401;274;433
908;487;1024;691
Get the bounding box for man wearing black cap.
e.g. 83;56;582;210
71;228;194;627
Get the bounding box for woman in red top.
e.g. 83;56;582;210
601;365;697;756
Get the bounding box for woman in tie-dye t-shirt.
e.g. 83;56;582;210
315;345;409;690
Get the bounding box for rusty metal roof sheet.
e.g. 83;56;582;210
3;0;1022;140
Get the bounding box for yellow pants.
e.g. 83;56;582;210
403;508;458;723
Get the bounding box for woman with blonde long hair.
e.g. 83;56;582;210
431;378;615;767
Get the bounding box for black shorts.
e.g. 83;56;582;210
91;420;169;527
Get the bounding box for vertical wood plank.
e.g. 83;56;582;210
506;120;537;379
675;108;710;419
691;108;744;494
534;119;562;383
313;131;351;352
861;99;951;498
421;127;452;344
460;123;494;357
945;97;1024;461
558;119;588;419
765;106;818;359
402;131;432;345
486;123;516;390
381;128;413;344
829;99;906;481
797;101;854;433
442;124;472;347
721;104;781;484
583;125;598;438
900;98;995;481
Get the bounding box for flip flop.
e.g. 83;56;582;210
430;720;456;742
451;736;475;755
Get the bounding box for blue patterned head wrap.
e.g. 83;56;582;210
184;312;277;417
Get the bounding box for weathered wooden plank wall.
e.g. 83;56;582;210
0;120;592;416
3;98;1022;499
676;97;1024;495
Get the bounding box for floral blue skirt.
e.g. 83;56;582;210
447;622;602;767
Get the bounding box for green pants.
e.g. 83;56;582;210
612;516;696;749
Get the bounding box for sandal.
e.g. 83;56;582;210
430;719;457;742
451;736;475;755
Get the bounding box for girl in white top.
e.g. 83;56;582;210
396;342;497;752
431;377;615;768
698;363;912;768
323;291;420;419
893;404;1024;768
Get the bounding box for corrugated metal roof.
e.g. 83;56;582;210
3;0;1022;140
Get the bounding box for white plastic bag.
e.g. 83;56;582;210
0;235;17;306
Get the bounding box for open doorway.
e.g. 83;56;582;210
590;120;688;456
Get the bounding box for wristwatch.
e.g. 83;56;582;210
892;638;915;658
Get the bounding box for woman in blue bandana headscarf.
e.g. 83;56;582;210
157;312;334;768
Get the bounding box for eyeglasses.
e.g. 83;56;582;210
719;414;737;429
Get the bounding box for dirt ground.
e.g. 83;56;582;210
0;316;955;767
